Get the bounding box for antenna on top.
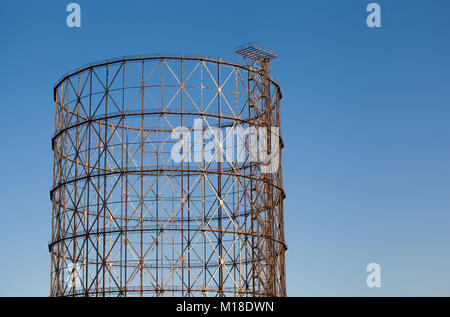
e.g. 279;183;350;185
235;42;278;72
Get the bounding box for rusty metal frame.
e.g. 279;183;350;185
49;53;286;297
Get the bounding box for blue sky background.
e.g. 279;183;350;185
0;0;449;296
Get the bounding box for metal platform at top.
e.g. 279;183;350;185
235;42;278;62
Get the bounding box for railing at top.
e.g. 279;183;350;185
53;53;247;89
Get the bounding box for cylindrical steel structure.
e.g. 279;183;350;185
50;55;286;297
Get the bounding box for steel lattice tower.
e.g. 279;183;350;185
49;46;286;297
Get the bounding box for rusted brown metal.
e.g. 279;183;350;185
49;49;286;297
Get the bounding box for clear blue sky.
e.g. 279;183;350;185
0;0;449;296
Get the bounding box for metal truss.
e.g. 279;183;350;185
50;54;286;297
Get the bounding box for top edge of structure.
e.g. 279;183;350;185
53;53;282;101
235;42;278;62
54;54;248;89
